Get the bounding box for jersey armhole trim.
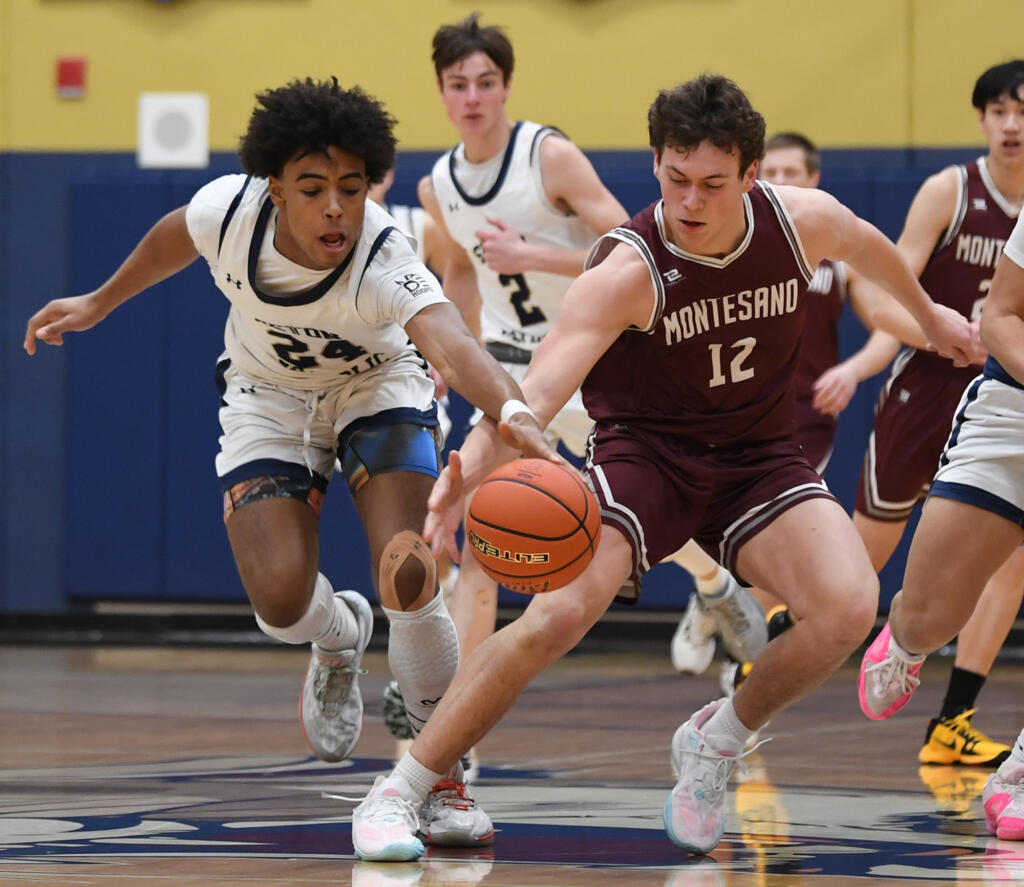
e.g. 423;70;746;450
585;229;664;333
354;226;396;312
935;165;968;255
760;181;814;284
217;175;252;258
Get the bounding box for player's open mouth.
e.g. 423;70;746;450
1003;139;1021;151
321;233;346;251
679;219;704;230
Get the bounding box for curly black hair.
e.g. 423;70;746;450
238;77;396;184
648;74;765;177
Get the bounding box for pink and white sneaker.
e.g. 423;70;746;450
983;762;1024;841
663;699;738;854
858;624;924;720
352;776;425;861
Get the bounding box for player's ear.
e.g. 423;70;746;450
268;177;285;207
740;159;758;191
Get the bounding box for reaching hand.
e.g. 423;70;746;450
475;217;528;275
24;293;108;355
811;363;858;416
967;318;989;367
498;413;564;463
922;304;977;368
424;451;466;561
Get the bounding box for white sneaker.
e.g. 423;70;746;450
664;699;738;854
671;594;717;674
300;590;373;762
352;776;425;861
419;779;494;846
701;577;767;664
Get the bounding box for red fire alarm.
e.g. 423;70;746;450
56;56;87;99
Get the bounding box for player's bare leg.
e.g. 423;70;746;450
889;499;1023;656
226;495;371;761
852;510;910;572
731;498;879;729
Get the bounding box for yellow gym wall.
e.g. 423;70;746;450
1;0;1022;151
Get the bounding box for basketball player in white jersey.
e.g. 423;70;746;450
419;13;767;694
24;78;558;859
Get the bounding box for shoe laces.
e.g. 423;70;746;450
428;779;474;811
313;657;368;712
864;651;920;697
709;591;752;636
682;736;770;804
352;790;421;831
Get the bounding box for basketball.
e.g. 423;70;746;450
465;459;602;594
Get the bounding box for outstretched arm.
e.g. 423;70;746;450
423;244;653;556
25;206;198;354
785;185;976;366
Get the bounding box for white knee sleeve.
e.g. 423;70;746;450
384;591;459;734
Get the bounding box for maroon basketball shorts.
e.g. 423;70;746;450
795;397;837;476
583;424;835;598
855;357;974;522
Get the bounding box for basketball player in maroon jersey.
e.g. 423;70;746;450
708;131;902;695
853;61;1024;766
350;74;975;861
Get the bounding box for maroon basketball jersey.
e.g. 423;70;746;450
795;259;845;402
583;182;814;445
912;158;1018;376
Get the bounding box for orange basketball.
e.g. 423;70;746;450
465;459;602;594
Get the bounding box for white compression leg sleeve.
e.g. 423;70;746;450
384;591;460;735
255;572;358;650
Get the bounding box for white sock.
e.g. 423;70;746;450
254;573;358;650
889;627;926;663
703;698;754;754
384;592;459;734
380;751;442;804
697;568;734;599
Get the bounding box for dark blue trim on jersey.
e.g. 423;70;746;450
928;481;1024;529
217;175;251;258
218;458;330;492
938;375;984;468
214;357;231;407
337;405;439;455
983;355;1024;390
245;197;354;306
354;225;395;313
448;121;523;206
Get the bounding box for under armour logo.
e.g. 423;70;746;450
448;202;460;213
225;273;242;289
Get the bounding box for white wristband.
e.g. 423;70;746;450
500;398;537;424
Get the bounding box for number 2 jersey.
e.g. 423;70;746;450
583;182;814;446
430;120;597;351
185;174;447;390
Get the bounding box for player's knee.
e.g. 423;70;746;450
521;594;591;660
378;529;437;611
829;580;879;653
241;558;315;627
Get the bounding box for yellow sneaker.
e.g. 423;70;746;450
918;709;1011;766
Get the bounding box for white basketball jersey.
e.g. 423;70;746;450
385;203;427;263
185;175;447;391
431;121;596;350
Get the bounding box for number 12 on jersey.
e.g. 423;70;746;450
708;337;756;388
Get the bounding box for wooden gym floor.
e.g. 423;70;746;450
0;641;1021;886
